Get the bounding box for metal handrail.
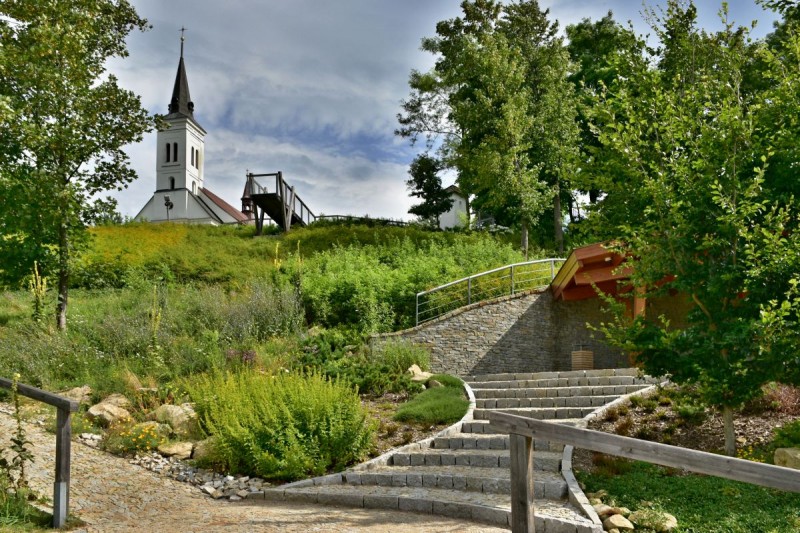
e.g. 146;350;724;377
415;258;564;325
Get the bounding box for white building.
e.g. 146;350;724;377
438;185;469;230
135;42;247;225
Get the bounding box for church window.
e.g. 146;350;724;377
173;142;178;162
169;177;175;190
191;147;195;167
196;150;201;169
166;143;171;162
192;182;197;195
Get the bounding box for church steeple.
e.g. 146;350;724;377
167;27;196;121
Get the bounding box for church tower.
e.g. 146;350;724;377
156;31;206;199
134;30;247;225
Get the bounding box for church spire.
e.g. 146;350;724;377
168;26;195;119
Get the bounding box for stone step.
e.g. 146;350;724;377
343;466;567;499
471;383;650;400
467;368;642;382
390;448;562;472
467;375;656;390
460;418;583;435
262;483;599;531
472;406;597;421
430;433;564;453
476;394;619;409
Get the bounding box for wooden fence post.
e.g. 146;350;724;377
53;407;72;528
509;433;535;533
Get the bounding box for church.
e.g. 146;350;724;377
134;39;249;225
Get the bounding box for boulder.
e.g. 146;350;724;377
61;385;92;405
602;514;634;532
86;402;130;427
629;510;678;532
192;437;218;461
158;441;194;460
407;364;432;383
592;504;615;518
774;448;800;470
151;404;198;436
102;393;132;408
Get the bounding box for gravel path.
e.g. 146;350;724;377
0;407;506;532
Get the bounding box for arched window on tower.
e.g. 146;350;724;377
196;150;201;170
166;143;171;162
192;181;197;195
173;142;178;163
191;147;195;167
169;177;175;190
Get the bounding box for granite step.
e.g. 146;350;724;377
390;448;562;471
430;432;565;453
460;418;584;435
467;368;642;382
343;465;567;498
467;375;656;389
476;394;620;409
262;483;598;531
472;406;597;421
471;383;650;399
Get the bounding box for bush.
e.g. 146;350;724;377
773;420;800;450
394;378;468;425
185;369;374;481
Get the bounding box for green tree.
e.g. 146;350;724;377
397;0;578;253
406;154;454;227
0;0;155;329
593;1;800;456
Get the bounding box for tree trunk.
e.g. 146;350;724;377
553;188;563;254
722;405;736;457
56;222;69;331
521;220;529;261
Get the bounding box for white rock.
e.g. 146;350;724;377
602;514;635;532
87;402;130;427
157;442;194;460
775;448;800;470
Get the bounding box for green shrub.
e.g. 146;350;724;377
185;369;374;481
773;420;800;449
427;374;463;388
370;340;430;374
394;382;469;425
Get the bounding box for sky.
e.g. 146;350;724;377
108;1;780;222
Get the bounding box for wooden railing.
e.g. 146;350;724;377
487;411;800;533
0;378;78;529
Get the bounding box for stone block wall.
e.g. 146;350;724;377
372;289;625;376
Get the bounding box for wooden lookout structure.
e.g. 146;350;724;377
242;171;316;234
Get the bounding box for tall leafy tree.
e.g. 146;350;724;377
592;1;800;456
397;0;578;253
0;0;155;329
406;154;454;226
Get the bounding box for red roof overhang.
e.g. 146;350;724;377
550;242;630;301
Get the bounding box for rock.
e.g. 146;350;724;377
201;485;216;496
588;489;609;500
158;442;194;460
613;507;632;517
629;510;678;532
87;402;130;427
151;404;199;436
608;530;620;533
427;379;443;388
407;364;432;383
593;504;615;518
103;393;132;408
589;498;603;506
229;495;242;502
602;514;634;531
61;385;92;405
774;448;800;470
192;437;217;461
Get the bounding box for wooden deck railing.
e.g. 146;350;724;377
0;378;78;528
487;411;800;533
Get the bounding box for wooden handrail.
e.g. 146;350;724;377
487;411;800;533
0;378;79;529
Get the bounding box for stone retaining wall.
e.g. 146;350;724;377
372;289;629;376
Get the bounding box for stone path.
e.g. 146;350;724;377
0;407;505;532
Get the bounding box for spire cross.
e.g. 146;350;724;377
180;26;186;57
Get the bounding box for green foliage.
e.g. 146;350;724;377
578;461;800;533
0;0;156;329
294;333;427;396
393;380;469;425
185;370;374;481
406;153;453;225
298;234;524;333
102;417;165;456
772;420;800;450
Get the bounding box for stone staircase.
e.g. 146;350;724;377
259;368;659;531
